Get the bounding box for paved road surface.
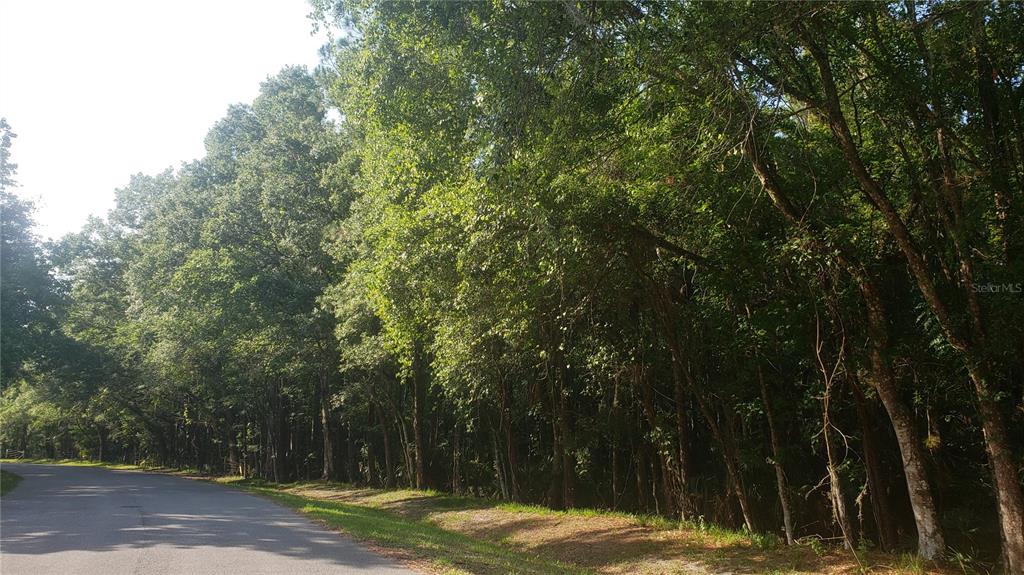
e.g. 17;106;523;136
0;463;417;575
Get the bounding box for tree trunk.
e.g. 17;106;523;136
493;433;509;500
548;370;565;509
382;416;394;488
227;423;240;476
96;426;108;463
611;374;622;510
851;376;896;551
345;421;356;484
970;367;1024;574
411;343;428;490
821;366;855;549
451;425;461;495
558;360;575;509
499;376;520;501
320;370;335;481
635;436;649;512
757;362;795;545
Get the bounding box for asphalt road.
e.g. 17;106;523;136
0;463;417;575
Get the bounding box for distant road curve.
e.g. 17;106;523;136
0;463;417;575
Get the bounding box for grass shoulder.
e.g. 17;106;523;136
219;478;588;575
216;478;962;575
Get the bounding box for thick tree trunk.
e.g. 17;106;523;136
969;366;1024;574
344;422;356;484
276;390;289;483
824;424;855;550
548;417;565;509
672;373;693;520
634;361;685;517
641;280;699;519
862;294;945;560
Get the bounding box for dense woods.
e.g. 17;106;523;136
2;1;1022;571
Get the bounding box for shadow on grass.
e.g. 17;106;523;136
228;480;591;575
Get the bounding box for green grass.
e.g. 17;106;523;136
496;501;777;548
225;479;591;575
1;469;22;496
497;501;674;526
894;552;927;575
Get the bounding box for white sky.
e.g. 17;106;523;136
0;0;329;239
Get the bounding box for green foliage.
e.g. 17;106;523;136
5;2;1022;569
1;122;61;385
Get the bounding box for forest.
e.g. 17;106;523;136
1;1;1022;572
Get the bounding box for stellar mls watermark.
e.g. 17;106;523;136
972;282;1022;294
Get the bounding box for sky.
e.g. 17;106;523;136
0;0;329;239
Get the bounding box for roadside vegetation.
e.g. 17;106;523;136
1;2;1021;573
220;478;966;575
